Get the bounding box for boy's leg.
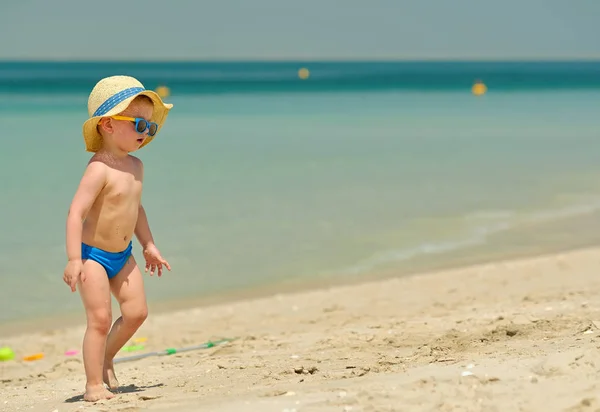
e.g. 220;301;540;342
78;259;115;401
104;256;148;389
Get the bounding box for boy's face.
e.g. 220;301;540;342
102;97;155;152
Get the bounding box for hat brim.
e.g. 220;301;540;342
82;90;173;153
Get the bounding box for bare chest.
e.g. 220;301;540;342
102;170;143;205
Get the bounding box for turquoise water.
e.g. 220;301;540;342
3;61;600;93
2;61;600;325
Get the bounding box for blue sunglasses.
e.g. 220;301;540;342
111;116;158;136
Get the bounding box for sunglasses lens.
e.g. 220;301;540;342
148;123;158;136
136;120;148;134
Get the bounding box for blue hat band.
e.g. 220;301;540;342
93;87;145;117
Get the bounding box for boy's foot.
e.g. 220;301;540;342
84;384;115;402
103;360;120;390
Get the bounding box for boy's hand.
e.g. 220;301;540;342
143;244;171;277
63;259;85;292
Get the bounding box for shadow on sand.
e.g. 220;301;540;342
64;383;165;403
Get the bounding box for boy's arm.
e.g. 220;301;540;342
134;204;156;249
132;157;170;275
135;202;171;276
66;161;107;260
132;157;155;249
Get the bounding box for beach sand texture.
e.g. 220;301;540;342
3;247;600;412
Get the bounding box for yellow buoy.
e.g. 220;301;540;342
472;80;487;96
298;68;310;80
155;85;171;98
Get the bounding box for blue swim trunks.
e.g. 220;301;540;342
81;241;133;279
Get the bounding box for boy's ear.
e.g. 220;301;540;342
98;117;114;134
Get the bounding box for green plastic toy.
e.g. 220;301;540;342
0;346;15;361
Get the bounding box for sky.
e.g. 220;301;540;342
1;0;599;60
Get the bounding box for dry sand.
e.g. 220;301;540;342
3;247;600;412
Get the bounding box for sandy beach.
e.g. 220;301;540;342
3;246;600;412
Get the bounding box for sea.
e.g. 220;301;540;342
1;60;600;329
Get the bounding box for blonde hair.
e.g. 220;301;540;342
132;95;153;105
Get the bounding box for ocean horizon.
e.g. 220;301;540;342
3;60;600;94
1;60;600;329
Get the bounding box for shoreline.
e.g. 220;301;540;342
3;243;600;411
3;238;598;338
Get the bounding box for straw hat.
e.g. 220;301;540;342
82;75;173;152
